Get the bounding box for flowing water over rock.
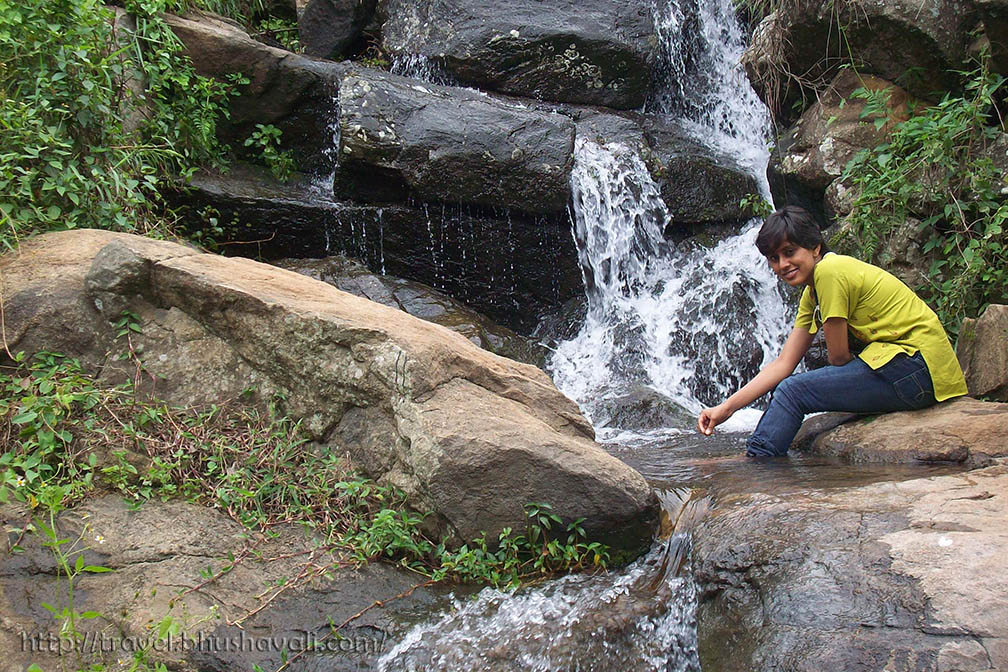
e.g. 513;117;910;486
376;544;701;672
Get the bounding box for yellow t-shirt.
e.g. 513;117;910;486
794;253;967;401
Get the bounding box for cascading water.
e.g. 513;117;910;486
549;0;789;443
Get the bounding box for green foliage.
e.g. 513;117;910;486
1;351;612;590
0;0;236;250
244;123;296;181
0;352;110;505
840;58;1008;333
740;193;773;217
253;17;303;53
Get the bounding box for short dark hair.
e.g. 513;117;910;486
756;205;829;257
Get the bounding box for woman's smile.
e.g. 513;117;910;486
767;240;820;286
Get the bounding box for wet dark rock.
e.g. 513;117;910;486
274;256;548;366
298;0;377;58
379;0;655;109
164;10;346;174
574;111;761;231
335;66;575;215
165;163;583;333
591;385;694;433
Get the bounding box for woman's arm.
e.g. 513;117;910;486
697;327;814;435
822;316;853;366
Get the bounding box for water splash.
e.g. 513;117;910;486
376;544;701;672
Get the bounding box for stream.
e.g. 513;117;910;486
356;0;966;669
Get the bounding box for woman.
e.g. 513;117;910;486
697;205;968;457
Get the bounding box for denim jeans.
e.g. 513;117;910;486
746;351;937;457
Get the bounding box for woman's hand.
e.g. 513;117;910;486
698;402;734;436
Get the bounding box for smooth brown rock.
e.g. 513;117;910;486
0;496;447;672
768;71;909;217
956;304;1008;401
0;230;657;553
799;397;1008;465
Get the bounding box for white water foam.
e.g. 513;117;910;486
376;549;700;672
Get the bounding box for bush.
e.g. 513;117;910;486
0;0;236;251
840;59;1008;334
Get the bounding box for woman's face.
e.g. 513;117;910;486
765;239;821;287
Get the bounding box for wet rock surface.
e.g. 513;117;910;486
335;66;575;215
1;229;658;553
166;163;583;333
297;0;377;59
574;111;761;230
693;463;1008;672
1;496;449;672
380;0;655;109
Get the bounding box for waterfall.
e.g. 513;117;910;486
648;0;771;175
548;0;788;442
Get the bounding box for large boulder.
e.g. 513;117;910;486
957;304;1008;400
694;464;1008;671
379;0;655;109
0;230;657;553
768;71;910;220
335;66;575;215
742;0;976;121
164;10;346;174
297;0;377;58
166;163;584;333
792;397;1008;465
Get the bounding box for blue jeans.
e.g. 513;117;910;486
746;352;937;457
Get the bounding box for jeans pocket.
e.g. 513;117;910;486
891;367;935;408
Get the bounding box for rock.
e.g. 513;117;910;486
165;163;584;333
590;385;694;434
977;0;1008;78
0;495;449;672
298;0;377;58
742;0;976;120
694;464;1008;671
574;111;762;230
795;397;1008;465
957;304;1008;400
335;66;575;215
164;10;346;174
273;256;548;365
1;230;657;553
380;0;655;109
768;71;910;218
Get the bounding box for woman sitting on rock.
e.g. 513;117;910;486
697;205;967;457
